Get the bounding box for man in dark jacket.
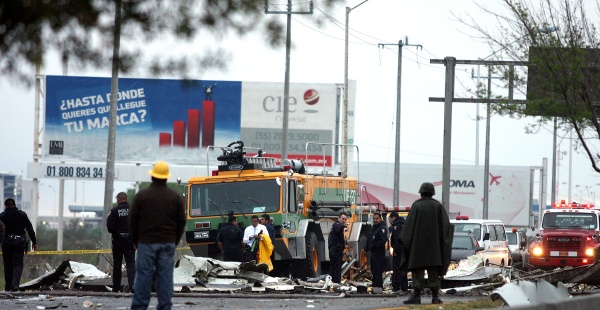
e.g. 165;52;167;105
217;216;244;262
107;192;135;292
130;161;186;310
260;214;275;241
389;212;408;293
327;212;348;283
366;212;388;289
400;182;453;305
0;198;38;291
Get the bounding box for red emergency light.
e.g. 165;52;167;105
551;199;595;209
455;215;470;220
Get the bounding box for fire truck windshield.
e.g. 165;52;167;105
506;232;517;245
542;213;598;229
189;180;280;217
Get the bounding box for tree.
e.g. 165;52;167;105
456;0;600;173
0;0;342;86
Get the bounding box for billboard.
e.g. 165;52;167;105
43;76;355;166
360;162;532;227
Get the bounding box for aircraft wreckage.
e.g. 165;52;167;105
12;254;600;306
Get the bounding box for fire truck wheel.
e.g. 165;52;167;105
291;232;322;280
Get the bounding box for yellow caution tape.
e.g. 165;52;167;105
27;249;113;255
0;246;192;255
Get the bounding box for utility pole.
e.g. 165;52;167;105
265;1;313;160
378;37;422;208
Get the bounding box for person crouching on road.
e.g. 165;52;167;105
129;161;186;310
399;182;452;305
107;192;135;293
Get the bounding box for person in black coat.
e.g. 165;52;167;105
260;214;275;241
389;212;408;293
107;192;136;292
400;182;452;305
0;198;38;291
327;212;348;283
366;212;388;289
217;216;244;262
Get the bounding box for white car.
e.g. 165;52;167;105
450;216;512;267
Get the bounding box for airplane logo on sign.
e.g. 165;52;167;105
490;173;502;186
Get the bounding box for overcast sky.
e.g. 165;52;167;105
1;0;598;216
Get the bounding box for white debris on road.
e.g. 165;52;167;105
445;255;484;278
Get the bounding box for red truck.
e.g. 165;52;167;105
529;201;600;269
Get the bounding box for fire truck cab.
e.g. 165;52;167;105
184;141;374;280
529;200;600;269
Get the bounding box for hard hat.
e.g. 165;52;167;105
149;161;171;179
418;182;435;195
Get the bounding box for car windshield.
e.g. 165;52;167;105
189;179;280;217
452;223;482;239
452;235;475;250
542;213;597;229
506;232;517;245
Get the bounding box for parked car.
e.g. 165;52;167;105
451;232;484;262
451;216;512;267
506;228;530;270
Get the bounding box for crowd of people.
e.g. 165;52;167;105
323;182;452;305
1;160;449;308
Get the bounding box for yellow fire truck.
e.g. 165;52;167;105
184;141;376;279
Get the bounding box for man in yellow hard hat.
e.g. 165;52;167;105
129;161;185;310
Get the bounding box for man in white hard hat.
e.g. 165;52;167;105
130;161;185;310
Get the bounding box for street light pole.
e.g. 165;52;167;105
343;0;371;175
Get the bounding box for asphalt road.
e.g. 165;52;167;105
0;290;490;309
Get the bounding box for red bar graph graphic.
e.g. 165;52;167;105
202;100;215;147
173;120;186;147
187;109;200;148
158;100;216;148
159;133;172;147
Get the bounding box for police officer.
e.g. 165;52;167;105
367;212;387;289
0;198;38;291
328;212;348;283
107;192;136;292
217;216;244;262
389;212;408;293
